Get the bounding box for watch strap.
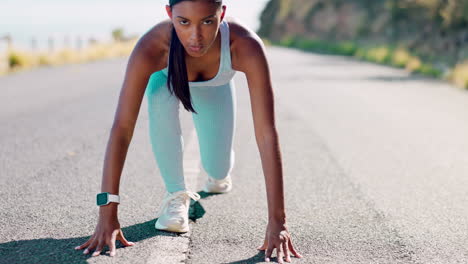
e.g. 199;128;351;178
97;192;120;206
108;193;120;204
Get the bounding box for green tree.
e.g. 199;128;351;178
112;28;124;42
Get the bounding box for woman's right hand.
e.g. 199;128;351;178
74;204;135;257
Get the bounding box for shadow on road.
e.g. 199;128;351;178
0;191;268;264
0;194;207;264
222;252;274;264
0;218;177;263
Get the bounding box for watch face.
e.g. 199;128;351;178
96;193;108;206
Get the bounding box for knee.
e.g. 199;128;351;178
201;149;235;179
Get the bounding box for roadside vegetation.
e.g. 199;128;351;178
258;0;468;89
0;28;138;76
273;36;468;89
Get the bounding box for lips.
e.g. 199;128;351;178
189;45;203;52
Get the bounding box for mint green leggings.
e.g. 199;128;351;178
145;71;236;193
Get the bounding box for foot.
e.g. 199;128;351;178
202;174;232;194
154;190;201;233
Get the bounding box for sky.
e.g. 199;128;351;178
0;0;270;51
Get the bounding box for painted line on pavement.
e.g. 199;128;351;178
146;128;201;264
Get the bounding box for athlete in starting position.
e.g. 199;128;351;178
75;0;303;263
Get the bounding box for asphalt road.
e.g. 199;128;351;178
0;46;467;264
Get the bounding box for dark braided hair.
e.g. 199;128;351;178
167;0;223;114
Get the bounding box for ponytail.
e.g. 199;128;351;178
166;26;197;114
166;0;223;114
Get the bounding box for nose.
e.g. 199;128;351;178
190;26;202;43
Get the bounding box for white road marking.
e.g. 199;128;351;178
146;128;200;264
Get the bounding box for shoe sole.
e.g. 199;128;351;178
202;184;232;194
155;219;189;233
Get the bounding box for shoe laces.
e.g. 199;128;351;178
155;190;201;218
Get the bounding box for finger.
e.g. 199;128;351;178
258;228;268;250
107;230;118;257
92;242;104;257
84;239;98;255
288;237;303;258
277;244;284;264
117;230;135;247
276;232;288;264
283;239;291;263
265;243;274;262
75;237;93;250
257;239;268;251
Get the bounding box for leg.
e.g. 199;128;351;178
146;71;186;193
190;80;237;180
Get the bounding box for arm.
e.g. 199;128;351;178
237;38;285;223
101;28;167;207
75;25;168;257
233;29;302;263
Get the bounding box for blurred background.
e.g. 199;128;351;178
1;0;467;88
256;0;468;89
0;0;269;75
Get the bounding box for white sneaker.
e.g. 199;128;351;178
202;174;232;194
154;190;201;233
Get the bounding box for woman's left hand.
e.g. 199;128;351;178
257;220;303;263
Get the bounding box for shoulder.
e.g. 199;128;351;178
225;17;268;73
139;18;172;55
131;19;173;71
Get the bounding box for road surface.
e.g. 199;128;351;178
0;46;467;263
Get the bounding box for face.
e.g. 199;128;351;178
166;0;226;57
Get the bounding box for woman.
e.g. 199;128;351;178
74;0;303;263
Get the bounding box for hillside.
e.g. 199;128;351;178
257;0;468;87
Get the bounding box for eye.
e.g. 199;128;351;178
204;20;213;25
179;20;189;25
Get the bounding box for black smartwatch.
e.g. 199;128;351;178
96;192;120;206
